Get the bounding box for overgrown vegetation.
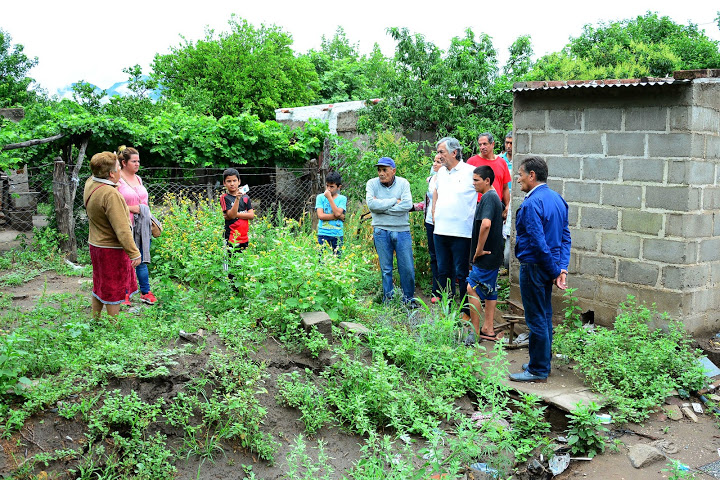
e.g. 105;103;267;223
554;292;707;423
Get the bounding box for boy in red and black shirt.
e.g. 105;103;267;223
221;168;255;283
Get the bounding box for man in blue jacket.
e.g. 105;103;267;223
510;156;571;383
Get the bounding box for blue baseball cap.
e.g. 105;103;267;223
375;157;396;168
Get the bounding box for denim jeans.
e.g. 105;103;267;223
433;233;471;302
519;263;554;378
373;228;415;302
424;222;440;297
318;235;343;256
135;239;151;294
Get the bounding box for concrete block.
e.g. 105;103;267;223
530;133;565;155
715;213;720;236
569;228;599;252
579;206;618;230
690;288;720;314
617;260;660;286
662;264;710;289
623;158;665;183
625;106;667;132
647;133;693;158
711;262;720;284
585;108;622;131
546;156;581;179
643;238;697;264
699;237;720;262
703;187;720;209
300;311;333;339
564;181;601;203
548;110;582;131
669;106;691;132
690;106;720;134
567;133;603;155
665;213;713;238
515;110;546;131
515;132;530;155
601;184;642;208
645;186;701;212
582;157;620;181
607;133;645;157
620;210;663;236
339;321;371;336
695;81;720;111
576;253;617;278
668;160;715;186
568;204;579;227
564;274;598;298
547;178;564;195
707;135;720;160
597;281;640;305
601;232;641;258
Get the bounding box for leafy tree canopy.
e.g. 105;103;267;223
528;12;720;80
150;15;319;121
358;28;530;152
303;27;389;104
0;28;40;107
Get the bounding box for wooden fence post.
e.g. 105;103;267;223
53;157;78;262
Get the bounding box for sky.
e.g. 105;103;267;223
3;0;719;96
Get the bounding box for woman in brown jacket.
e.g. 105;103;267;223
83;152;141;318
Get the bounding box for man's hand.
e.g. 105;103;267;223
131;258;142;268
324;189;333;199
473;250;491;262
502;207;508;220
555;271;567;290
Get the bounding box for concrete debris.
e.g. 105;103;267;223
650;439;678;455
628;444;664;468
681;406;699;423
663;405;683;421
692;402;704;414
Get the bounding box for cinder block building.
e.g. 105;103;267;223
511;70;720;333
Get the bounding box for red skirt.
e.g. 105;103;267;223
90;245;138;304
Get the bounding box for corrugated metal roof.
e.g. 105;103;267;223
512;78;691;92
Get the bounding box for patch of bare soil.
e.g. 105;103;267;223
2;272;89;312
2;273;720;479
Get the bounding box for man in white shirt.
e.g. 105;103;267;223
431;137;477;308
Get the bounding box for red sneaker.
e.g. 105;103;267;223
122;294;132;306
141;292;158;305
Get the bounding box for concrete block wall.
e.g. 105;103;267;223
511;74;720;334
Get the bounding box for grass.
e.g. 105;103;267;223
0;197;708;478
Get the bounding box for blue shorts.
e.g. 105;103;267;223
467;265;499;301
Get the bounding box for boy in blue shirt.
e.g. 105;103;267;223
315;172;346;255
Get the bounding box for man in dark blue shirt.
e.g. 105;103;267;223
510;156;571;383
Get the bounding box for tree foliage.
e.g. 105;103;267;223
0;101;328;171
303;27;388;104
358;28;527;152
150;16;318;120
528;12;720;80
0;28;40;107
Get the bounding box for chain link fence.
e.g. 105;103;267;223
1;163;322;243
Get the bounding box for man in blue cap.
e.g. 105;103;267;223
365;157;416;304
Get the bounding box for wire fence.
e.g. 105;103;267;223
0;163;323;239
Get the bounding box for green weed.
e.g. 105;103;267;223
566;402;608;458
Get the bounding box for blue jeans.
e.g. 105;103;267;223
519;263;554;378
425;222;440;297
136;239;151;294
318;235;343;256
433;234;471;302
373;228;415;302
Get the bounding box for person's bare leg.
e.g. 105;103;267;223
466;284;481;335
481;299;497;337
106;304;121;316
91;296;103;319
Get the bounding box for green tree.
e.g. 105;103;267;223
0;28;39;107
359;27;518;151
528;12;720;80
151;15;318;120
304;27;387;103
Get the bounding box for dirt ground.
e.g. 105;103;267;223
2;271;720;479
